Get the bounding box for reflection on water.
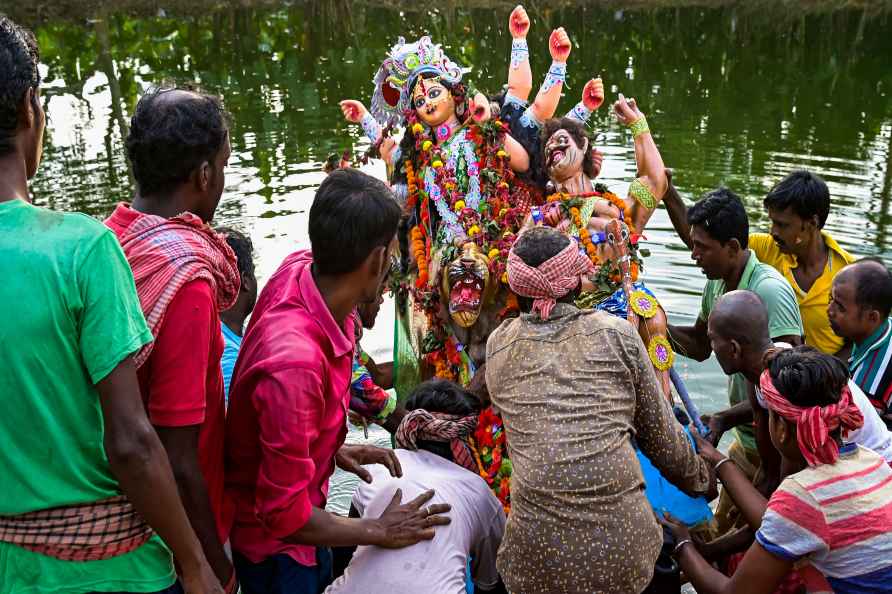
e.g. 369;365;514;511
11;0;892;509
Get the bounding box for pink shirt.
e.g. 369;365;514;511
225;250;355;566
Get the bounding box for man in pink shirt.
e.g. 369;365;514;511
225;169;451;593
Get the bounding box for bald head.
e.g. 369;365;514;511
836;258;892;318
709;290;772;349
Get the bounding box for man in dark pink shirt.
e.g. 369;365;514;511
225;169;451;593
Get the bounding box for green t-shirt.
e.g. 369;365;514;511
699;251;803;451
0;200;173;593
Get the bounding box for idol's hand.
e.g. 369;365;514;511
509;5;530;39
469;93;491;123
591;148;604;178
339;99;368;124
582;78;605;112
380;137;397;164
549;27;572;63
612;93;644;126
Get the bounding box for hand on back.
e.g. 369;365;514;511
374;489;452;549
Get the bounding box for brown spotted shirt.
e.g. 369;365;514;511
486;303;711;594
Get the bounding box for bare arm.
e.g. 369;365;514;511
668;316;712;362
97;359;221;593
285;490;450;549
156;426;233;587
663;170;692;249
505;133;530;173
694;432;768;531
506;6;532;102
677;540;792;594
528;28;570;123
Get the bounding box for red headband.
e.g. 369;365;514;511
759;369;864;467
395;409;478;473
507;239;594;320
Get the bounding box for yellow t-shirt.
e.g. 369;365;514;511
749;232;855;355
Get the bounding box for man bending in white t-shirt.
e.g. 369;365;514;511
326;380;507;594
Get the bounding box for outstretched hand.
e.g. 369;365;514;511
339;100;367;124
335;444;402;483
660;511;692;543
549;27;572;63
509;5;530;38
375;489;452;549
692;429;726;466
612;93;644;126
582;78;605;112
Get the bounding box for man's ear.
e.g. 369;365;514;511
730;338;742;360
727;237;742;255
241;272;256;294
22;87;36;128
197;161;212;192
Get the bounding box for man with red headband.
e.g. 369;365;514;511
664;346;892;594
485;226;713;594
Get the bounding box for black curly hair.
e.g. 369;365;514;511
687;187;750;249
0;16;41;156
216;226;255;281
540;118;598;180
766;346;848;408
125;86;230;197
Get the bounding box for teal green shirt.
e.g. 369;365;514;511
0;200;174;593
699;251;803;451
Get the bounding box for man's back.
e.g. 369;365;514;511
0;199;172;592
325;449;505;594
486;303;709;594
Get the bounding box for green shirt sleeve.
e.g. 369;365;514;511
77;230;153;384
699;279;719;323
754;276;804;340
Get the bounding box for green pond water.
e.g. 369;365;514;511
9;0;892;511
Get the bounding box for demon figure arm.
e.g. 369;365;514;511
506;5;532;103
613;94;668;233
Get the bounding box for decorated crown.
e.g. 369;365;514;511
370;36;464;129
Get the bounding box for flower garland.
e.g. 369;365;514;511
469;406;512;513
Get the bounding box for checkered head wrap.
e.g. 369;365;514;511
759;369;864;467
395;409;478;473
507;239;594;320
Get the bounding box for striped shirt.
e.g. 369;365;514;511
756;444;892;593
850;319;892;425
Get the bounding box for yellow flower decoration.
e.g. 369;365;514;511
454;200;466;212
497;149;508;158
498;208;507;218
432;160;444;169
648;336;675;372
630;290;658;319
488;248;500;260
468;225;480;237
422;140;432;151
501;272;509;284
412;123;424;135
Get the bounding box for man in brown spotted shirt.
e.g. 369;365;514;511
486;227;713;594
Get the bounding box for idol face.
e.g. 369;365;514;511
545;128;587;183
442;242;491;328
412;78;454;127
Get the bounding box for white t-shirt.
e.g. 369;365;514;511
325;449;506;594
755;378;892;463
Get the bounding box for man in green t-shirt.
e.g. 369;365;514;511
0;16;221;594
666;188;803;537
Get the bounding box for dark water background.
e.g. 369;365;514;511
7;0;892;512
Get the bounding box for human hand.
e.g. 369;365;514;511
612;93;644;126
582;78;605;112
509;5;530;38
380;137;397;164
339;100;368;124
181;561;225;594
692;429;726;466
336;444;402;483
469;93;491;123
549;27;571;63
660;511;692;543
591;148;604;178
374;489;452;549
699;413;726;448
